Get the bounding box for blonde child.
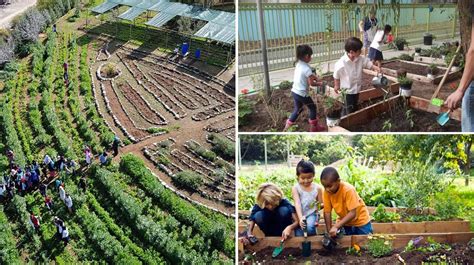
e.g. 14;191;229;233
320;167;372;238
245;183;299;243
284;44;326;132
292;160;323;237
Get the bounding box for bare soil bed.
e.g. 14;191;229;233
345;101;460;132
243;243;473;264
382;61;446;76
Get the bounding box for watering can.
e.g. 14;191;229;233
372;73;389;94
301;219;311;257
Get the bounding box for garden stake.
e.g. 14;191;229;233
301;219;311;257
429;44;461;113
271;237;285;258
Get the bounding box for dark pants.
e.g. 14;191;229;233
343;222;373;235
253;206;293;237
344;93;359;115
113;144;119;156
289;92;317;122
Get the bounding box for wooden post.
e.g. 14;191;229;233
452;6;457;38
264;138;268;170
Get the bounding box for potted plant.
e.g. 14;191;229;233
399;54;413;61
414;47;422;56
398;75;413;97
324;95;343;127
423;32;434;46
427;64;438;79
445;52;463;72
392;37;408;51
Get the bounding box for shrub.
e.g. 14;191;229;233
366;234;394;258
279;80;293;90
209;133;235;160
371;204;401;223
172;170;204;191
238;95;254;126
398;54;413;61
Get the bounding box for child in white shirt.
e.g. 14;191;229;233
368;25;392;69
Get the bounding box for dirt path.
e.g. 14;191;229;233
0;0;37;29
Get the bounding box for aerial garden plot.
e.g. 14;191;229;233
237;135;474;264
0;0;235;263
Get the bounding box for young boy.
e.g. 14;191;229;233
244;183;299;243
368;25;392;69
333;37;381;114
320;167;372;237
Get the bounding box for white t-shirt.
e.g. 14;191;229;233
370;30;385;51
291;60;313;97
62;227;69;238
65;197;73;208
333;53;373;94
59;187;66;201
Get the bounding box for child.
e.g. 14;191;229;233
292;160;323;237
368;24;392;69
246;183;299;242
358;12;378;56
320;167;372;237
29;212;41;233
64;193;73;213
284;45;326;132
334;37;382;114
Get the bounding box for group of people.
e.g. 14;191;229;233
284;12;393;132
241;160;372;244
28;213;70;246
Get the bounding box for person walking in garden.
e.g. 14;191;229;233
320;167;372;238
99;151;108;166
64;193;73;213
292;160;324;237
333;37;381;114
243;183;299;244
445;7;474;132
78;176;86;193
29;212;41;233
84;146;92;166
44;195;53;212
368;25;392;69
53;216;64;239
61;225;70;246
63;61;69;83
358;11;378;56
283;45;326;132
39;183;47;197
59;184;66;202
112;135;120;156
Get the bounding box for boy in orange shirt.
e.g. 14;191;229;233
320;167;372;237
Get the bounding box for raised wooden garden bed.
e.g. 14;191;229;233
413;55;446;66
366;60;461;84
327;95;461;132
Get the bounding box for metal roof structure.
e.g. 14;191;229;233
91;0;235;44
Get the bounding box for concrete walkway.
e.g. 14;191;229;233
238;37;460;92
0;0;38;29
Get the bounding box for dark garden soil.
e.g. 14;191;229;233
382;61;447;76
345;100;460;132
320;72;394;92
242;243;474;264
411;79;459;101
239;88;328;132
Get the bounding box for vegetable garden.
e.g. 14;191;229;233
237;135;474;264
0;2;235;263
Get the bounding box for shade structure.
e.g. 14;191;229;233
91;0;235;44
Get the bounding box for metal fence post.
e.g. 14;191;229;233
291;4;297;57
264;138;268;170
256;0;271;99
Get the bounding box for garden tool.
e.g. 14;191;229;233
429;44;462;112
301;219;311;257
272;237;285;258
371;73;389;95
322;229;343;251
436;109;451;126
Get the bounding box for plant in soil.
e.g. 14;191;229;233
366;234;395;258
390;37;408;50
398;53;413;61
371;204;401;223
397;75;413;89
427;64;438;75
323;95;343;119
445;51;464;68
346;244;361;256
101;63;119;78
238;94;254;127
279;80;292;90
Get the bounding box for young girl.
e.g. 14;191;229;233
368;24;392;69
320;167;372;237
245;183;299;242
292;160;323;237
284;45;326;132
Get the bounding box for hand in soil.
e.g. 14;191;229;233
445;89;464;109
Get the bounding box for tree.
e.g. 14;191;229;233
457;0;472;54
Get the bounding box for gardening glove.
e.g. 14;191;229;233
445;89;464;110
